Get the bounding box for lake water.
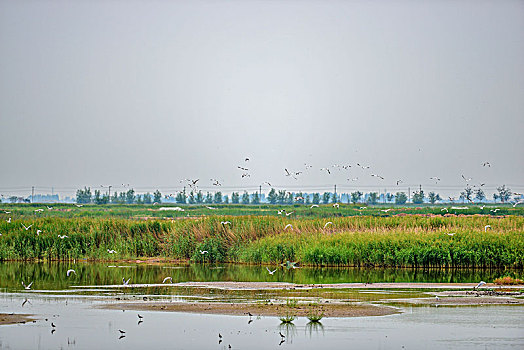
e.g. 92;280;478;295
0;262;523;349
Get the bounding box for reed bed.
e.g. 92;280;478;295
0;215;522;267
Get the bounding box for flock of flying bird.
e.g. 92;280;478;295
154;157;521;204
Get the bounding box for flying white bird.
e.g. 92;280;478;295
34;209;44;212
323;222;333;228
359;207;367;210
484;225;491;232
6;217;11;223
200;250;208;254
122;278;131;286
333;203;340;208
75;204;83;207
4;211;11;214
461;175;472;182
284;224;293;230
58;235;68;239
356;163;370;169
277;210;285;215
22;224;32;230
479;205;485;210
221;221;231;226
491;208;500;213
381;209;391;213
66;269;76;277
107;249;117;254
446;233;456;236
266;267;277;275
263;182;272;187
310;204;319;209
474;281;486;289
396;180;403;185
36;230;42;236
482;162;491;167
206;206;217;210
162;277;173;283
22;281;33;290
47;206;53;210
320;168;331;175
285;211;294;216
441;208;448;212
350;177;358;181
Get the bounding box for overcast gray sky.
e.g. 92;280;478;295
1;0;523;198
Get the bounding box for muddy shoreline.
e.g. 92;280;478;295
0;313;35;325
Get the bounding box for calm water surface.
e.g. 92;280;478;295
0;262;523;349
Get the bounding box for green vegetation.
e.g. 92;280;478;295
0;211;522;268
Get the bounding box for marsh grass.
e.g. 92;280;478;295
0;214;522;267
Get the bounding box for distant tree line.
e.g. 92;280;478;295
74;185;515;205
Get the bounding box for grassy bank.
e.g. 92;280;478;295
0;215;522;268
1;203;523;220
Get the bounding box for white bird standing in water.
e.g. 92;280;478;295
162;277;173;283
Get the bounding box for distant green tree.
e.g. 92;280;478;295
322;192;331;204
9;196;17;203
223;195;229;204
214;192;223;204
285;192;294;205
231;192;240;204
176;191;187;204
351;191;362;204
188;191;195;204
267;188;278;204
312;193;320;204
475;189;486;202
332;192;338;204
496;185;512;203
459;187;473;203
251;192;260;204
125;189;135;204
428;192;441;204
277;190;286;205
111;192;118;204
136;194;143;204
386;193;394;203
412;190;424;204
305;194;311;205
94;190;103;204
395;192;407;205
143;192;152;204
204;192;213;204
153;190;162;204
241;191;250;204
196;191;204;204
367;192;378;205
76;187;92;204
118;192;126;204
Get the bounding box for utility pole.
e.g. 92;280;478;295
108;185;112;203
334;184;337;202
31;186;34;203
384;188;386;204
408;187;411;203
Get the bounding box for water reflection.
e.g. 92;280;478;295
305;321;325;337
0;261;519;292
